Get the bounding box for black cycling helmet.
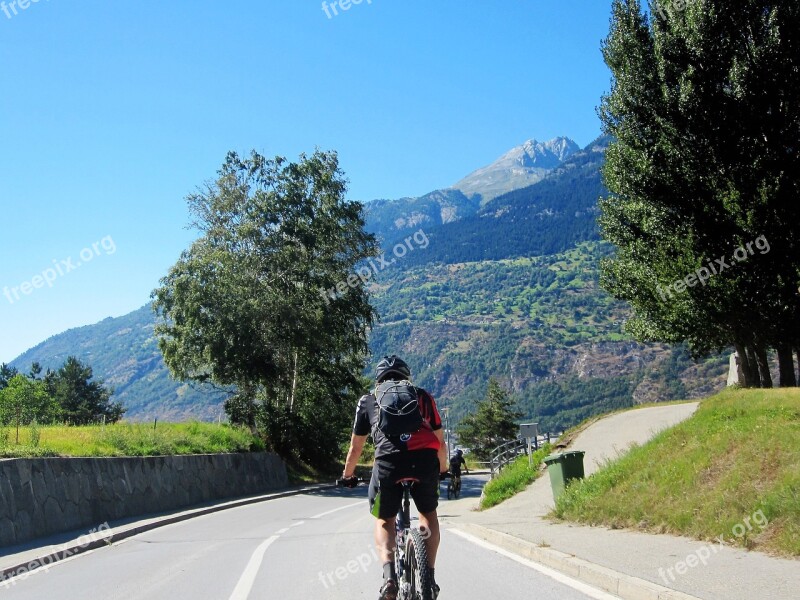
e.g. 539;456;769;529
375;355;412;383
456;449;463;456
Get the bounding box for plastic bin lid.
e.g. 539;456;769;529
544;451;585;464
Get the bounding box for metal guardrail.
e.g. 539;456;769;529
488;432;563;478
489;439;528;478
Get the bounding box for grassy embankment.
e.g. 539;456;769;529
0;422;263;457
479;445;552;510
554;388;800;556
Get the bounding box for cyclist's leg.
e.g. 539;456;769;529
408;450;441;567
370;457;404;591
375;516;396;565
417;510;441;567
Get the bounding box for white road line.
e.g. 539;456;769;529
227;502;363;599
449;529;622;600
309;500;365;520
228;535;280;600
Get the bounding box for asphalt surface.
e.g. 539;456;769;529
0;484;618;600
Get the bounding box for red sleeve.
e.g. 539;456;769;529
421;391;442;431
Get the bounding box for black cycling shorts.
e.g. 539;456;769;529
369;450;440;519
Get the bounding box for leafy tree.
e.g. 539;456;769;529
152;150;379;466
456;379;521;461
598;0;800;387
45;357;123;425
0;375;59;442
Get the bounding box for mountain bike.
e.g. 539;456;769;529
446;472;461;500
337;476;437;600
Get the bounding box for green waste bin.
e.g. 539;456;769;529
543;451;586;502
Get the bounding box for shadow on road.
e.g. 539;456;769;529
303;474;487;504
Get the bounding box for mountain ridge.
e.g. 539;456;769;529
8;134;727;428
453;136;581;203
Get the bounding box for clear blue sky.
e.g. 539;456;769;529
0;0;613;364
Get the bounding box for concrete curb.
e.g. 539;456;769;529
0;482;336;584
454;522;704;600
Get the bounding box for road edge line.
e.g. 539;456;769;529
0;482;337;584
451;523;703;600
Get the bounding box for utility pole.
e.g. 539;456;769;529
442;407;451;459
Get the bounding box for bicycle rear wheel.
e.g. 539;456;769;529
446;482;454;500
454;478;461;499
405;528;434;600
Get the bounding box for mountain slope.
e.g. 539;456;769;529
363;136;579;244
401;137;608;266
9;135;727;428
453;136;580;203
364;189;480;246
10;305;227;421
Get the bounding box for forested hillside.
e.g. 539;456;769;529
10;137;728;430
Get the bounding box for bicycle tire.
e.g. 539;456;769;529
454;478;461;499
405;528;434;600
446;483;454;500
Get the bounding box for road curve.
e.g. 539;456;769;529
1;486;619;600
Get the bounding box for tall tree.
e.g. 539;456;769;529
456;379;522;461
45;357;123;425
0;363;18;391
598;0;800;386
152;150;379;465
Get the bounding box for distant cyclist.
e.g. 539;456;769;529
341;355;448;600
448;448;468;478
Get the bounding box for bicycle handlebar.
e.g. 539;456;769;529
336;476;368;488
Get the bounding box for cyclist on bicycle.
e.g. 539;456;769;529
448;449;468;478
341;355;448;600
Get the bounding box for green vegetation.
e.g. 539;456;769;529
457;379;521;461
554;388;800;556
0;358;122;432
480;446;552;510
152;150;378;469
10;135;727;436
0;421;262;458
599;0;800;386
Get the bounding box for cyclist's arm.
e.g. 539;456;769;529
342;433;368;478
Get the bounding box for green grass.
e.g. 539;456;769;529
0;422;264;457
480;445;552;509
553;388;800;556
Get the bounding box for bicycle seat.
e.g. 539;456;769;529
395;477;420;485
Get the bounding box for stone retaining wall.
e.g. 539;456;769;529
0;453;288;547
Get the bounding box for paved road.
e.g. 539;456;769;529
1;486;618;600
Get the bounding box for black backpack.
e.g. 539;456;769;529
373;380;423;436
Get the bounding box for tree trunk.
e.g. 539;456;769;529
795;347;800;387
777;344;797;387
742;344;761;388
289;352;298;413
755;344;773;388
733;343;753;387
